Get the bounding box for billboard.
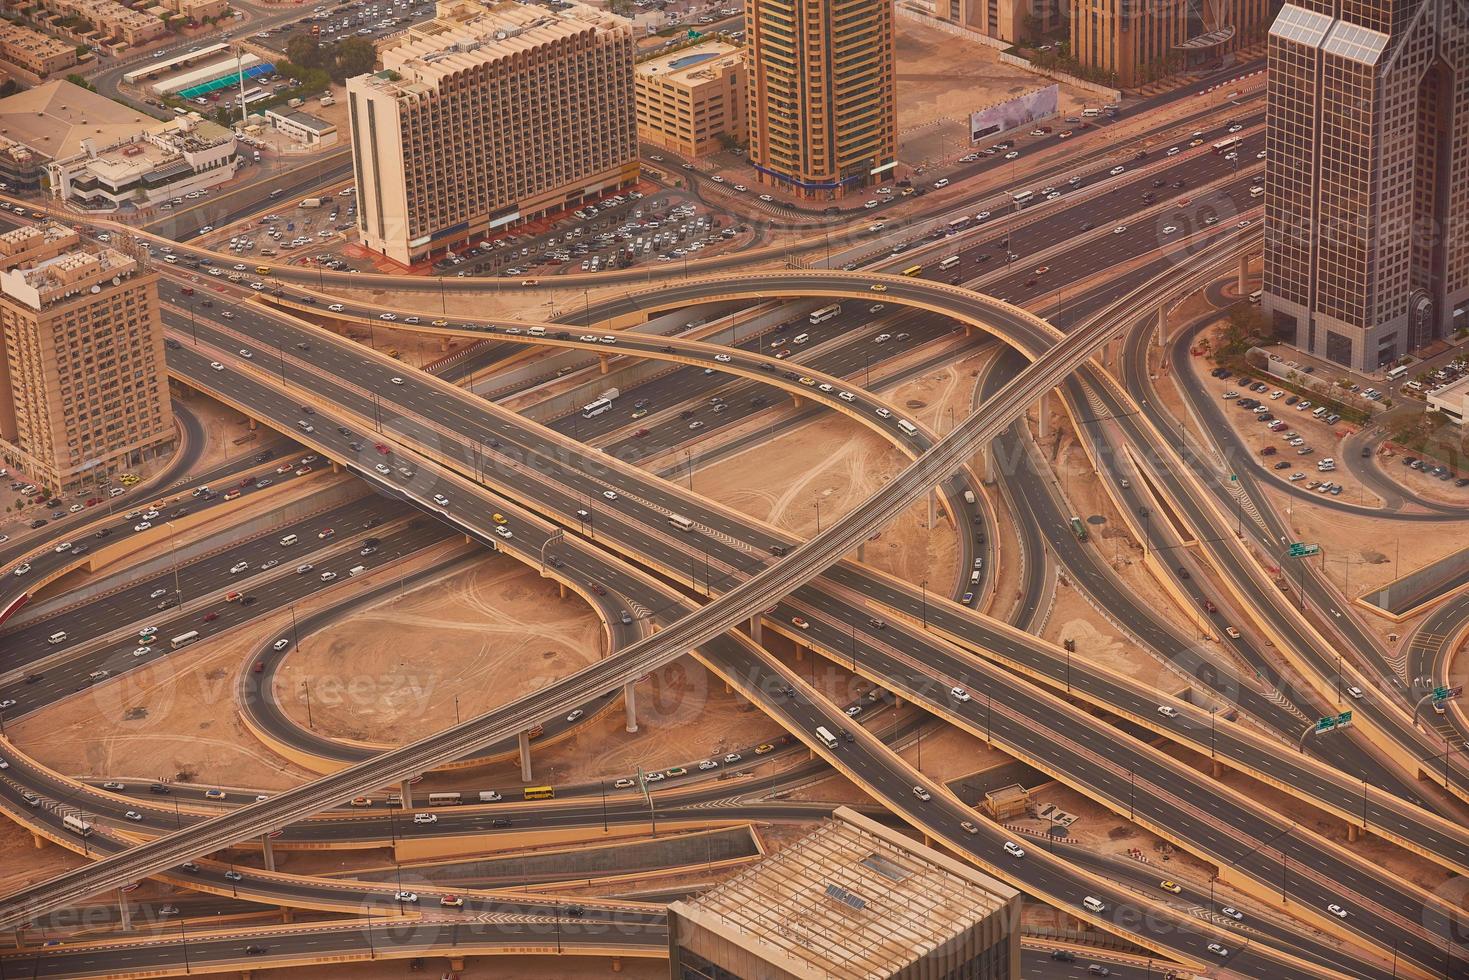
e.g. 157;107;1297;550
969;85;1059;142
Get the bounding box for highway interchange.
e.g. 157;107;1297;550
0;69;1466;980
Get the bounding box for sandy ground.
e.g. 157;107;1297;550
0;817;90;896
684;412;960;593
894;18;1092;167
277;554;605;744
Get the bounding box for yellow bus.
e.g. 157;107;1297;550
900;265;923;277
523;785;555;801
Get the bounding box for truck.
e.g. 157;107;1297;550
962;490;976;505
599;387;620;402
287;97;304;108
300;197;323;209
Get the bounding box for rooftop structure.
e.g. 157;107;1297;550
635;40;745;159
668;807;1021;979
0;22;79;78
45;111;239;211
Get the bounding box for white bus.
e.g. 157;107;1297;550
946;216;972;233
1386;364;1410;381
63;814;93;837
897;419;919;437
809;304;842;325
815;726;839;749
668;513;695;532
938;256;961;271
170;630;200;650
581;398;614;419
1012;190;1035;206
427;792;463;806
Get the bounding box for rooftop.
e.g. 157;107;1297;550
266;108;336;134
0;239;139;310
364;0;629;92
0;80;152;162
670;807;1018;979
636;40;743;86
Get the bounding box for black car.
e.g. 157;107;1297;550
94;527;111;538
28;519;47;529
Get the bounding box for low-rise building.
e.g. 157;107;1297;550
0;222;174;491
0;79;157;192
264;107;337;147
0;23;79;78
1427;375;1469;426
39;0;169;47
668;807;1021;979
47;112;238;211
634;41;745;159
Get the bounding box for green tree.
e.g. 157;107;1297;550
63;73;96;92
330;37;375;82
286;35;324;70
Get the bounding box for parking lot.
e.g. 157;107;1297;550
253;0;437;54
429;188;747;278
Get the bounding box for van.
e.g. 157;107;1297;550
1312;406;1329;418
792;333;810;345
47;631;68;645
970;570;981;585
527;326;546;337
256;265;271;275
280;534;298;546
668;513;695;532
962;490;976;505
1082;896;1107;914
1082;107;1100;117
348;565;366;576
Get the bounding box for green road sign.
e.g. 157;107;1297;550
1316;711;1353;732
1337;710;1352;727
1316;716;1337;732
1288;542;1320;558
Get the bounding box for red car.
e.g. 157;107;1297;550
318;528;334;539
374;443;390;455
203;612;218;622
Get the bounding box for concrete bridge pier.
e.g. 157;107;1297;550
856;540;867;562
749;615;762;646
261;834;276;873
116;889;132;932
439;336;449;352
976;443;992;485
928;489;938;529
1036;392;1050;439
1156;304;1168;346
611;956;623;973
558;582;567;599
624;681;639;734
519;731;533;783
399;778;414;809
599;355;610;375
1237;253;1250;294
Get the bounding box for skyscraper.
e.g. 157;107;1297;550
347;0;638;266
745;0;896;198
0;223;174;491
1263;0;1468;370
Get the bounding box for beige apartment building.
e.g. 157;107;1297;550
347;0;639;266
37;0;168;48
1071;0;1270;88
745;0;896;199
0;23;79;79
635;41;745;159
0;222;173;490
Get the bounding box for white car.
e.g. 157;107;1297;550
602;490;618;501
713;353;731;363
1113;225;1128;235
54;542;72;553
566;709;584;722
615;777;635;788
412;813;437;824
394;891;419;903
124;811;144;822
390;377;405;385
698;760;718;771
1110;165;1125;175
949;687;971;702
11;563;29;577
1220;906;1243;920
911;785;932;801
433;494;450;507
494;526;513;539
1326;904;1349;918
133;521;153;532
273;638;291;651
1207;943;1229;957
328;303;345;312
838;391;856;402
1157;705;1179;718
238;349;253;359
1162;225;1178;235
210;361;225;371
132;646;151;657
1003;841;1026;858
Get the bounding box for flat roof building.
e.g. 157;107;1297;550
265;108;338;147
635;41;746;159
35;0;169;47
0;23;79;79
0;79;157;192
668;807;1021;979
745;0;896;199
0;222;174;491
347;0;639;266
46;112;239;212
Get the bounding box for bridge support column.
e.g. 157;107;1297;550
399;779;413;809
1035;393;1050;438
31;832;44;849
449;958;465;972
599;355;610;375
611;956;623;973
1211;760;1224;779
1348;824;1362;843
857;541;866;562
116;889;132;932
519;731;533;783
465;534;474;545
624;681;639;734
280;907;294;924
247;417;258;431
260;834;275;872
792;393;803;408
1156;305;1167;346
794;643;804;662
1237;253;1250;294
439;336;449;352
749;615;762;646
331;461;341;475
559;582;567;600
977;444;992;485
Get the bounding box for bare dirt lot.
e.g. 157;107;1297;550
686;412;960;593
279;554;605;745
